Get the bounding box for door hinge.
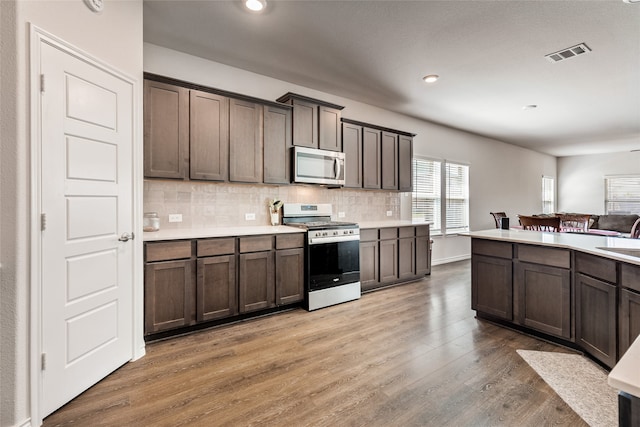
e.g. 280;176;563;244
41;353;46;370
41;213;47;231
40;74;45;93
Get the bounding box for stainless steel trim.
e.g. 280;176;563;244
293;146;345;186
308;234;360;245
307;281;361;311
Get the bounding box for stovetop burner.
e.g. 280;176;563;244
287;220;358;230
281;203;359;231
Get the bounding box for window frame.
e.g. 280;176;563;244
542;176;555;214
604;174;640;214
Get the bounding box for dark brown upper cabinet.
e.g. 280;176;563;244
381;131;399;190
276;93;345;152
189;90;229;181
263;105;293;185
342;122;363;188
144;80;189;179
229;98;263;183
362;127;382;189
398;134;413;192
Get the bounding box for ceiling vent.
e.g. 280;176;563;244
545;43;591;63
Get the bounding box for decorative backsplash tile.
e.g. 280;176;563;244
144;180;403;229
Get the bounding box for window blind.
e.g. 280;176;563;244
605;175;640;214
412;157;441;232
445;163;469;233
542;176;555;214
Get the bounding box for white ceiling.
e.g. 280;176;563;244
143;0;640;157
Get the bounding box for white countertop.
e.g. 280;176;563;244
463;228;640;266
359;220;431;229
609;335;640;397
143;225;305;241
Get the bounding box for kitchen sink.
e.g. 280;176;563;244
596;247;640;258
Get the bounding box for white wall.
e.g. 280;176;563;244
144;43;557;264
0;1;143;426
558;151;640;215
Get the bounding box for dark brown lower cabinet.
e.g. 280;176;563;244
415;227;431;276
398;236;416;280
576;273;618;368
472;254;513;320
514;261;571;339
197;255;237;322
144;259;195;333
619;288;640;357
379;238;398;284
276;248;304;305
360;240;379;291
239;251;275;314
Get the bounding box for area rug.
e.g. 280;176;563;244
516;350;618;427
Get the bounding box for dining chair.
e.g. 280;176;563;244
518;215;561;232
631;218;640;239
490;212;507;228
558;214;591;233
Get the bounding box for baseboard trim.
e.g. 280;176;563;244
432;254;470;266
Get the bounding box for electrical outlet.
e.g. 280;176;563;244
386;210;393;217
168;214;182;223
338;211;346;218
245;213;256;221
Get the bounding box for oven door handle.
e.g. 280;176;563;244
309;235;360;245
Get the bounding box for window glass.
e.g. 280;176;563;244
412;157;441;232
446;163;469;233
542;176;555;214
605;175;640;214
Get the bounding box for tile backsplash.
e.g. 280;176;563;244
144;180;404;229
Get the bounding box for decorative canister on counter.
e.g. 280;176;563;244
143;212;160;232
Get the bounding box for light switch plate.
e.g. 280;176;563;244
168;214;182;223
386;211;393;217
338;212;346;218
245;213;256;221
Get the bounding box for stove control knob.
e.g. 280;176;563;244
333;231;338;236
322;232;328;236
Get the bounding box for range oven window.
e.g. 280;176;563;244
308;239;360;291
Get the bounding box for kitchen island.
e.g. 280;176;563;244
464;229;640;368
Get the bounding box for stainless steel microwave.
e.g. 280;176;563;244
292;146;345;186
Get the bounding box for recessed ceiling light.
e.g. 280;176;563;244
245;0;266;12
523;104;538;110
422;74;439;83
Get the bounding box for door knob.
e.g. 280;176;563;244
118;232;135;242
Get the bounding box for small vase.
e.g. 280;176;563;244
270;211;279;226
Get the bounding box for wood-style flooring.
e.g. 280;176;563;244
43;260;587;426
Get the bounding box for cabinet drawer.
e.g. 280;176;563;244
472;239;512;259
239;235;273;253
398;226;415;238
576;252;617;283
516;245;570;269
276;233;305;250
416;225;430;237
379;227;398;240
197;238;235;257
620;263;640;292
146;240;192;262
360;229;378;242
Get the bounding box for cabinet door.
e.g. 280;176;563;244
276;248;304;305
342;122;363;188
144;260;195;334
318;105;341;152
263;105;292;184
230;99;263;183
576;273;617;367
398;135;413;192
514;262;571;339
379;238;398;284
398;237;416;280
239;251;275;313
416;226;431;276
381;131;398;190
619;288;640;358
362;127;381;189
143;80;189;179
360;240;379;291
291;98;318;148
472;255;513;320
189;90;229;181
197;255;237;322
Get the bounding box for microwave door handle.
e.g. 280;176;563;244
334;157;341;179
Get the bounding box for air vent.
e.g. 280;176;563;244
545;43;591;63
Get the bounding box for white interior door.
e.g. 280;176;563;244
39;40;134;417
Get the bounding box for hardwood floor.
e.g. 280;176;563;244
43;260;587;426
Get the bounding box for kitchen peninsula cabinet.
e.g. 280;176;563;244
144;241;196;333
263;105;293;184
229;98;263;183
620;263;640;357
143;80;189;179
471;239;513;321
276;93;344;151
359;224;431;292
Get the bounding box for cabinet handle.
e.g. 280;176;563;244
119;232;135;242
